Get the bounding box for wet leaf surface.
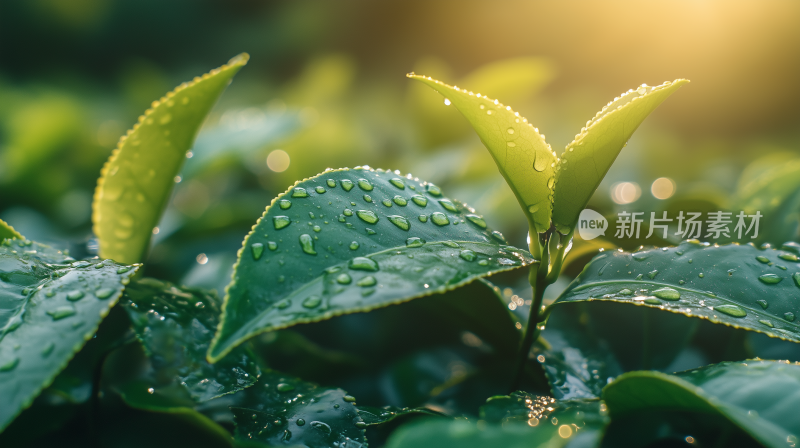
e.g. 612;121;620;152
603;360;800;448
0;239;138;431
553;240;800;343
210;167;533;362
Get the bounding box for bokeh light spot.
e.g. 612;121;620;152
651;177;676;199
267;149;291;172
611;182;641;204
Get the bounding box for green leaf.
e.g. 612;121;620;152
356;405;444;426
0;238;138;431
553;240;800;343
123;278;259;402
735;158;800;244
92;53;249;264
231;369;366;447
386;393;608;448
408;74;557;233
208;167;534;362
603;360;800;448
551;80;688;234
0;218;23;241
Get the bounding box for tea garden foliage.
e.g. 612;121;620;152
1;54;800;448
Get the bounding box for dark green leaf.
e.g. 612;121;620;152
356;405;443;426
551;79;688;234
93;53;248;264
603;360;800;448
231;369;366;448
0;239;138;431
209;167;533;362
124;278;259;402
553;240;800;343
0;218;23;241
408;74;557;233
386;393;608;448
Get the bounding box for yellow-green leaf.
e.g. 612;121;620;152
92;53;249;264
0;219;23;241
408;74;557;234
552;80;689;234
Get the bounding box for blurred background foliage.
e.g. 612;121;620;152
1;0;799;296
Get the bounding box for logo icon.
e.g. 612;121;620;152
578;209;607;240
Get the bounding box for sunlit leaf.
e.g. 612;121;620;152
553;240;800;343
551;80;688;234
408;74;557;233
93;53;249;264
0;239;138;431
208;167;533;362
123;278;259;402
603;360;800;448
0;218;23;241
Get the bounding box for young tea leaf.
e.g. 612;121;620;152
0;218;23;241
603;360;800;448
93;53;249;264
123;278;259;402
208;167;534;362
0;239;138;432
408;74;557;234
551;80;688;234
553;240;800;343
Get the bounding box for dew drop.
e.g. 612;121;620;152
251;243;265;260
313;225;321;233
349;257;379;271
465;214;487;229
298;234;317;255
652;287;680;301
344;395;356;402
715;305;747;318
478;259;489;266
336;273;352;284
349;241;359;250
67;290;85;301
390;178;406;189
292;188;309;198
315;186;326;194
363;194;373;203
758;319;774;328
273;216;292;230
756;299;768;309
459;250;477;261
117;266;132;274
507;127;515;134
47;306;76;320
382;198;392;207
418;215;428;223
0;357;20;372
302;296;321;308
406;237;425;248
268;241;278;251
619;289;633;295
95;288;114;300
431;212;450;226
793;272;800;287
327;179;337;188
442;241;459;248
393;196;408;206
780;253;798;261
644;298;662;305
492;231;507;244
411;195;428;207
439;199;457;212
344;208;353;216
357;179;374;191
759;273;782;284
356;210;379;224
296;419;306;426
647;270;659;280
357;276;377;287
388;215;410;231
276;299;291;309
341;179;354;191
426;184;442;196
756;256;770;264
507;142;516;147
277;383;295;392
366;228;376;235
785;312;796;322
533;152;548;172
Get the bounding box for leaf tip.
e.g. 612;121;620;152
228;52;250;67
